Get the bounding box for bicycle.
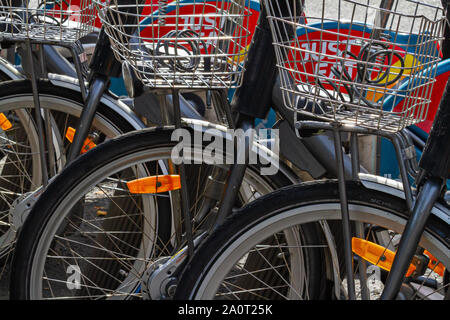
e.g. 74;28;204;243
174;0;450;300
10;0;448;300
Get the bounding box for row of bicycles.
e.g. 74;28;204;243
0;0;447;300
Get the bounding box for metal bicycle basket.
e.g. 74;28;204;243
95;0;254;89
265;0;446;132
0;1;97;44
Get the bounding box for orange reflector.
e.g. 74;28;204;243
96;210;107;216
0;113;12;131
423;250;445;277
80;139;96;154
65;127;76;142
352;238;416;277
127;175;181;194
65;127;97;154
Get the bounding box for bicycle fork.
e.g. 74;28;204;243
381;178;444;299
297;119;425;300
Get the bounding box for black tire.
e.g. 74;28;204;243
10;127;292;299
175;180;450;300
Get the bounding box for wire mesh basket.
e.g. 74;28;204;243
95;0;254;89
0;1;97;44
265;0;446;132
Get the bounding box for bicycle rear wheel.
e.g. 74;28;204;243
175;180;450;300
10;127;292;299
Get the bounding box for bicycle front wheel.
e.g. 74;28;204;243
10;127;291;299
175;180;450;300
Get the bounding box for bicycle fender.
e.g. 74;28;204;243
0;56;24;80
48;73;146;131
359;173;450;225
182;118;300;184
277;119;327;179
